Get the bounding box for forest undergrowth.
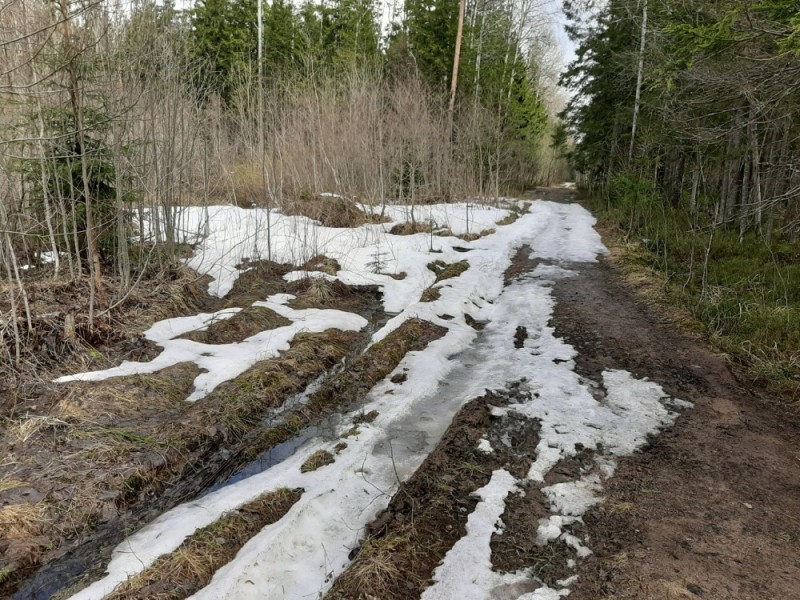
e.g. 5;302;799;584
584;178;800;402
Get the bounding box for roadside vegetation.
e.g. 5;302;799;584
585;183;799;400
562;0;800;400
96;488;302;600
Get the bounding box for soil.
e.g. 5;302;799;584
552;252;800;600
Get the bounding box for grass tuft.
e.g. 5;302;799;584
427;260;470;283
180;307;291;344
100;488;302;600
420;286;442;302
334;531;421;599
300;450;335;473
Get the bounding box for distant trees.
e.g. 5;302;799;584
563;0;800;240
0;0;567;373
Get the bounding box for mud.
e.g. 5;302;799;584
551;253;800;599
327;387;538;600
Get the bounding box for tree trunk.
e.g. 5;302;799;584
447;0;467;142
628;0;648;164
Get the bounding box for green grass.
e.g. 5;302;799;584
588;175;800;399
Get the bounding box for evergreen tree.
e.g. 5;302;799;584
263;0;307;82
402;0;462;90
191;0;258;99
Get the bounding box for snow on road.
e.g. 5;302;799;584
64;199;689;600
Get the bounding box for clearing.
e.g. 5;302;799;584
2;189;798;600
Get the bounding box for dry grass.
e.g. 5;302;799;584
497;213;520;226
330;530;421;600
0;362;203;593
0;477;25;494
6;415;70;445
353;410;379;425
328;396;504;600
0;503;48;540
419;260;470;304
302;256;341;276
420;287;441;302
306;318;446;416
1;263;213;399
304;278;334;305
180;306;291;344
216;319;446;475
389;222;434;236
282;194;385;228
300;450;335;473
54;362;200;426
102;488;302;600
0;289;435;596
427;260;469;284
203;329;362;435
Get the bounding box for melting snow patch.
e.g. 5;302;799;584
55;295;367;402
421;469;519;600
63;200;691;600
477;438;494;454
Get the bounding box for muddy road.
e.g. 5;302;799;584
329;191;800;600
552;243;800;599
4;191;798;600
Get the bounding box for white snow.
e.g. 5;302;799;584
382;202;509;236
421;469;518;600
143;202;510;302
55;296;368;402
63;198;691;600
477;437;494;454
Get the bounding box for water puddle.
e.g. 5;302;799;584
201;428;318;497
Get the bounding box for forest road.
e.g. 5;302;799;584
545;190;800;600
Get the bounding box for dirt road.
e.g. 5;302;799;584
553;237;800;600
329;190;800;599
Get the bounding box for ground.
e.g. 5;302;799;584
552;238;800;600
2;189;798;600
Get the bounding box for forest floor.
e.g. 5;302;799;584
3;189;799;600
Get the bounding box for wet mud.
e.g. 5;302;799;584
551;254;800;600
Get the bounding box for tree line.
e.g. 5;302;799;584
562;0;799;396
0;0;567;371
564;0;799;241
